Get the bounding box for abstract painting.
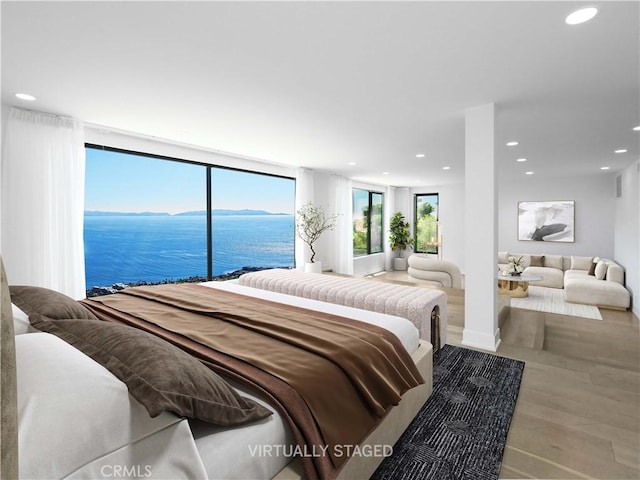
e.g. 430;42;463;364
518;201;575;242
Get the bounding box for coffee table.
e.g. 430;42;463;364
497;273;544;298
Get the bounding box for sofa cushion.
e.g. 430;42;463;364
544;255;563;270
524;266;564;289
570;256;593;271
587;261;597;276
498;251;509;264
565;270;589;280
565;276;630;309
594;261;607;280
605;262;625;285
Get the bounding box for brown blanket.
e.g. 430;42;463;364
81;283;423;480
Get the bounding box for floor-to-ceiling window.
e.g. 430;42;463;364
84;146;295;292
414;193;439;254
210;167;296;276
353;189;384;257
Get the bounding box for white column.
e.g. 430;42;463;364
462;103;500;351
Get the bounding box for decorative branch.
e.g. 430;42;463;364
296;202;339;263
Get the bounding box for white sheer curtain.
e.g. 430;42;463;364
1;108;86;299
331;174;353;275
294;167;314;269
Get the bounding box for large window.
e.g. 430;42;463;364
353;189;384;257
84;146;295;292
414;193;439;254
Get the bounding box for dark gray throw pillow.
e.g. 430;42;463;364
9;285;98;320
29;314;272;426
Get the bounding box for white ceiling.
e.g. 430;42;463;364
2;1;639;187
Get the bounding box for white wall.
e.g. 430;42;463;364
309;171;334;270
614;160;639;318
85;127;296;179
498;173;616;258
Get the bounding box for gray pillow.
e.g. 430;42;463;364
9;286;98;321
29;314;272;426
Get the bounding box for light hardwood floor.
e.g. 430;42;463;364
367;271;640;480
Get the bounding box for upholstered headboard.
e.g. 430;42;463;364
0;256;19;477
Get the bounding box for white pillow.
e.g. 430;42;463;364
571;256;593;271
16;333;183;479
544;255;563;270
498;251;509;264
594;260;607;280
11;303;36;335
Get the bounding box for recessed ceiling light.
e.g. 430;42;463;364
601;166;611;170
565;7;598;25
15;92;36;101
506;141;519;147
516;158;527;162
347;162;356;166
416;153;426;158
442;166;451;170
634;126;640;131
614;149;628;154
382;171;390;175
525;171;534;175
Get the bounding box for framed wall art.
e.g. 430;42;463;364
517;200;575;242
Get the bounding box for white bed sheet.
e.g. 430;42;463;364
191;281;421;480
200;281;419;353
16;333;208;480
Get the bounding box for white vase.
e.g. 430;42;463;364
393;257;408;271
304;262;322;273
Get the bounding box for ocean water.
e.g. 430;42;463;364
84;214;295;287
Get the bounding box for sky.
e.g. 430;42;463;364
85;148;295;214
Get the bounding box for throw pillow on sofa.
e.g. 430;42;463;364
530;255;544;267
571;256;593;271
594;261;607;280
544;255;563;269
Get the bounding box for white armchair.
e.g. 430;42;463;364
407;255;463;289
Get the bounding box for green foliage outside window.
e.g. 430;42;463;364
415;194;439;254
353;189;383;257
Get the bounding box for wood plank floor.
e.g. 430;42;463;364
363;271;640;480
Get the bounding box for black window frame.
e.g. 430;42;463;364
84;143;296;282
414;192;439;255
352;188;384;257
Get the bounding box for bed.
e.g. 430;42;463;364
3;265;433;479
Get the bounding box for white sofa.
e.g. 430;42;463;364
407;255;463;289
498;252;630;310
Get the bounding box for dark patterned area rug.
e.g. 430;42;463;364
371;345;524;480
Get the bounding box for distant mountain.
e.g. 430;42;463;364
176;209;290;216
211;209;290;216
84;211;170;217
85;209;290;216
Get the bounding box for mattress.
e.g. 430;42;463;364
192;281;421;480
